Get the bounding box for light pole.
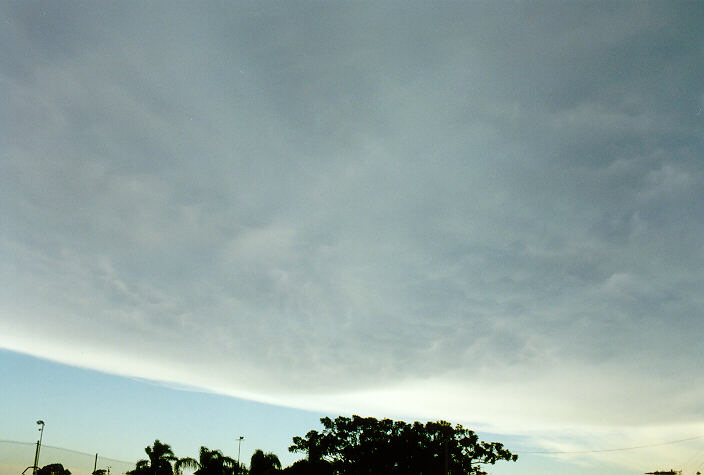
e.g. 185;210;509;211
32;420;45;475
235;436;244;475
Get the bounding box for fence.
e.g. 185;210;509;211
0;441;133;475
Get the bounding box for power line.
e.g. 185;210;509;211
520;435;704;455
0;439;35;447
5;435;704;462
0;439;133;464
680;443;704;470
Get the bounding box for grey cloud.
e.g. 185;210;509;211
2;1;704;438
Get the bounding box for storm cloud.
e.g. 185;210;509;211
2;1;704;461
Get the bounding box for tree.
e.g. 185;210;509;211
38;464;71;475
279;459;332;475
175;447;238;475
129;440;178;475
249;450;281;475
289;415;518;474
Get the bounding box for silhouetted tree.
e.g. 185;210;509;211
38;464;71;475
279;459;332;475
129;440;178;475
289;415;518;474
175;447;238;475
234;462;248;475
249;450;281;475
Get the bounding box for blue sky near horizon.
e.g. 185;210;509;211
1;349;325;468
2;349;702;475
2;1;704;474
0;349;539;472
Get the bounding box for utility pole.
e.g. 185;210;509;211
236;436;244;475
32;420;45;475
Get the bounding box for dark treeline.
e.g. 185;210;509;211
115;416;517;475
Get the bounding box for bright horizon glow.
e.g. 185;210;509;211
3;349;704;474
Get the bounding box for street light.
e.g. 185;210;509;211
32;420;45;475
235;436;244;475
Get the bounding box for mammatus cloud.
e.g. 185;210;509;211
2;2;704;470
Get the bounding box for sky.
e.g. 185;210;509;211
1;1;704;473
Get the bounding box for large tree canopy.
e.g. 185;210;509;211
289;415;517;475
38;464;71;475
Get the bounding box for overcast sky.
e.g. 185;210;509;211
2;1;704;472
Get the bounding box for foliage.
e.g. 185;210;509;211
249;449;281;475
289;415;518;474
175;446;239;475
128;440;178;475
279;459;332;475
38;464;71;475
126;415;517;475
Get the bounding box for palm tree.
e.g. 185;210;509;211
129;440;178;475
175;447;237;475
249;450;281;475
